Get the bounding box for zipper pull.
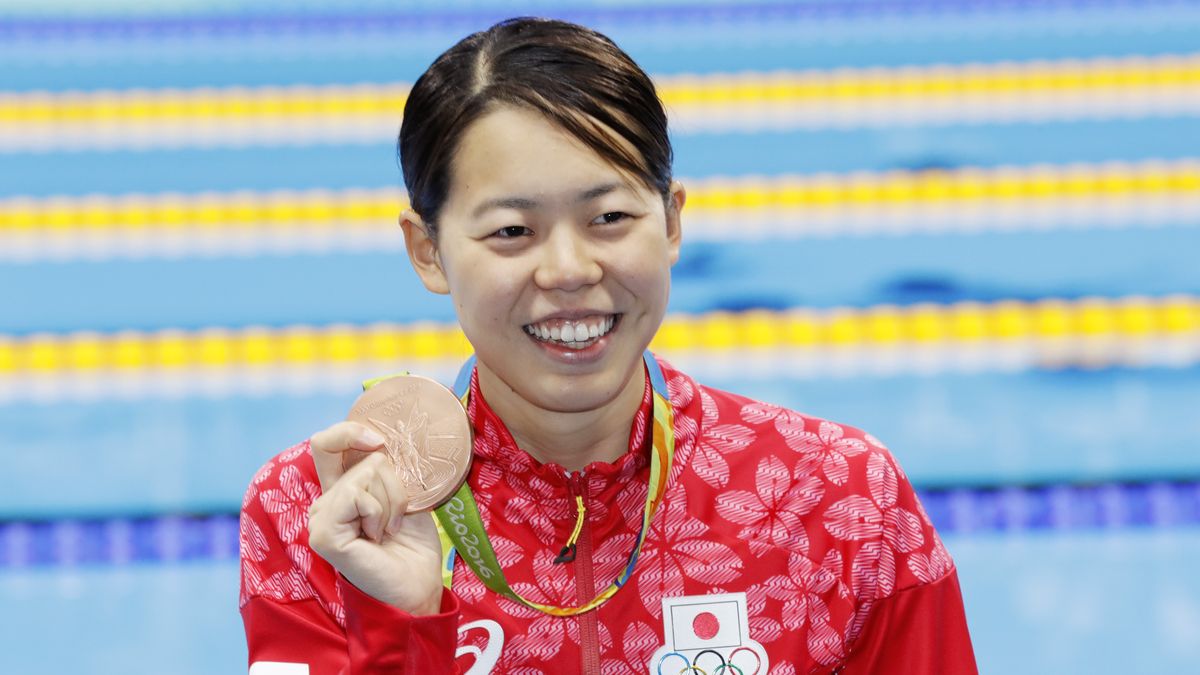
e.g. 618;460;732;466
555;472;588;564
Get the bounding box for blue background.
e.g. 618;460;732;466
2;1;1199;673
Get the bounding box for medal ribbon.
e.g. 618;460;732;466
372;352;674;617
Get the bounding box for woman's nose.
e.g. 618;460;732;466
532;228;603;291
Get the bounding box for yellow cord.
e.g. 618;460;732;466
554;496;587;564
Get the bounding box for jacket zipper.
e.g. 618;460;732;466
568;471;602;675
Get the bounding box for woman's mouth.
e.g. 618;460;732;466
522;314;620;350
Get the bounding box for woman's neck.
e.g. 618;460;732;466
475;362;646;472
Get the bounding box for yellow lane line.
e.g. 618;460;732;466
1;296;1195;374
1;53;1196;123
2;160;1196;234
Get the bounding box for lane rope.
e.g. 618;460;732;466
3;478;1198;569
1;296;1196;376
2;160;1197;236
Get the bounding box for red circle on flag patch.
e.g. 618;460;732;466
692;611;720;640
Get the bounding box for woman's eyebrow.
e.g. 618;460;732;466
472;196;539;218
471;183;624;218
576;182;621;203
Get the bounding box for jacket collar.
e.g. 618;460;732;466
464;365;653;498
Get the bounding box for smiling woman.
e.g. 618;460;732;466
402;105;684;467
239;17;977;675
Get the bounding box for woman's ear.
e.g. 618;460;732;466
400;209;450;295
666;180;686;265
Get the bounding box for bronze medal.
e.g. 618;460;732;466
344;374;472;512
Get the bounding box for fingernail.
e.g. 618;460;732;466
359;428;386;446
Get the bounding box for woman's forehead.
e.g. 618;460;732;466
446;107;649;209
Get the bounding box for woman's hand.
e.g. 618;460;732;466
307;421;445;615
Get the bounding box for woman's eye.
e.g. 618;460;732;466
592;212;629;225
493;225;531;238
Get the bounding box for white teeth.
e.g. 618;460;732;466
525;314;617;345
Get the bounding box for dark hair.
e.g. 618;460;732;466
398;17;674;238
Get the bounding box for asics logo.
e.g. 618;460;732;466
458;619;505;674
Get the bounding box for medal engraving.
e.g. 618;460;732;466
345;375;472;512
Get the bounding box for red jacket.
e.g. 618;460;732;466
240;355;977;674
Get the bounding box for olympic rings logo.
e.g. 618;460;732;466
655;647;763;675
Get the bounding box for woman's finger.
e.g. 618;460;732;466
309;452;389;551
353;487;386;543
360;467;395;542
374;456;411;534
310;421;386;492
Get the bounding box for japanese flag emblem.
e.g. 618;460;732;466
649;592;769;674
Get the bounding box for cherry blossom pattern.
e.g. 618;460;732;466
498;469;575;550
760;551;847;666
455;492;600;675
636;507;742;615
739;402;824;478
780;420;869;487
744;549;851;654
242;456;279;511
242;461;324;609
259;465;320;546
259;544;318;603
243;441;309;509
241;540;318;607
908;533;954;584
588;530;640;597
715;454;825;556
282;440;310;462
740;401;810;439
863;432;909;482
498;552;592;665
611;468;653;532
665;367;696;412
823;452;924;598
467;416;509;532
600;621;659;673
254;565;317;605
666;372;700;467
745;583;784;645
689;389;756;489
239;516;270;607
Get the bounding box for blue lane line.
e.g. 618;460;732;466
0;514;240;569
4;120;1198;195
6;17;1200;91
921;481;1200;535
3;226;1197;334
5;5;1198;92
3;1;1194;39
2;479;1196;569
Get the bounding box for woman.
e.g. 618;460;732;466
240;17;977;674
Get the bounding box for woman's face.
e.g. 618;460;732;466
404;105;683;416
